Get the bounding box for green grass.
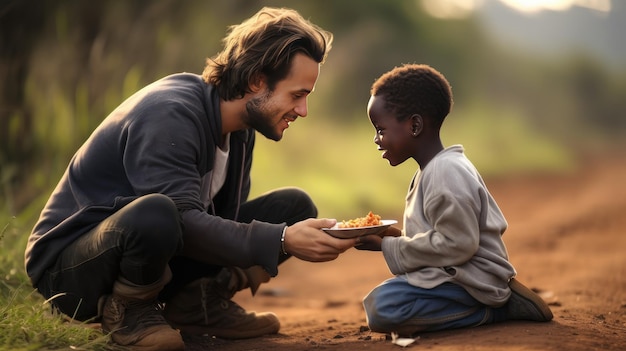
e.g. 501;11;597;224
0;219;113;350
442;102;576;176
0;284;112;351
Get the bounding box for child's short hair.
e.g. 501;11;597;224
371;64;453;128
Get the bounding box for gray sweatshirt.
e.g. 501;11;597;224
381;145;516;307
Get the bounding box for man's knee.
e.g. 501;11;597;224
277;187;317;218
126;194;182;253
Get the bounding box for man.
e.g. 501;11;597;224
25;7;356;350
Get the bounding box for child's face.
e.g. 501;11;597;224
367;95;415;167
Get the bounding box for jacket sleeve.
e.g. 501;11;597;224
181;210;283;276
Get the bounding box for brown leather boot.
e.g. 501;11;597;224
163;267;280;339
100;270;185;350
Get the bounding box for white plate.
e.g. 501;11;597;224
322;220;398;239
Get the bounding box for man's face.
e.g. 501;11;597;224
244;53;320;141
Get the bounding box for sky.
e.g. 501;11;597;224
419;0;612;18
497;0;611;13
419;0;624;71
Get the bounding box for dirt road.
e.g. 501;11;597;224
187;153;626;351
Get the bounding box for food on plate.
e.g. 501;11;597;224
338;211;382;228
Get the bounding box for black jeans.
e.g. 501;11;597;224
37;188;316;321
162;187;317;300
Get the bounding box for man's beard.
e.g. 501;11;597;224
245;91;283;141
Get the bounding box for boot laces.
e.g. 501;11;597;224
199;275;247;324
109;296;167;331
129;300;166;327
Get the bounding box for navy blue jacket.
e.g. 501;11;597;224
25;73;284;287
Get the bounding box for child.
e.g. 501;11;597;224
357;64;553;336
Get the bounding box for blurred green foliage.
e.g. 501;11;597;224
1;0;625;223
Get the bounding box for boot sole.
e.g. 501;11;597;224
171;320;280;339
108;324;185;351
125;342;185;351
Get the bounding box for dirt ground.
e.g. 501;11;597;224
186;152;626;351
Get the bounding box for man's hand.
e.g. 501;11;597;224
284;218;357;262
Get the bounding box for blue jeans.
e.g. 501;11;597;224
37;188;316;321
363;276;507;336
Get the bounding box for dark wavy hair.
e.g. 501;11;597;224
371;64;453;128
203;7;333;101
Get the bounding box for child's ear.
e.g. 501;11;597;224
410;114;423;136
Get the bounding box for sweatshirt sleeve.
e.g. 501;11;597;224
382;157;483;274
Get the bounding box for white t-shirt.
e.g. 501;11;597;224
200;133;230;208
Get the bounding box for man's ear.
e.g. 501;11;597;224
249;73;266;93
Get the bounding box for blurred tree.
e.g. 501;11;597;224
0;0;55;171
300;0;492;121
565;56;626;137
1;0;624;214
0;0;123;211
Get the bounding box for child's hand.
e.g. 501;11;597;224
383;226;402;237
354;234;382;251
354;226;401;251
